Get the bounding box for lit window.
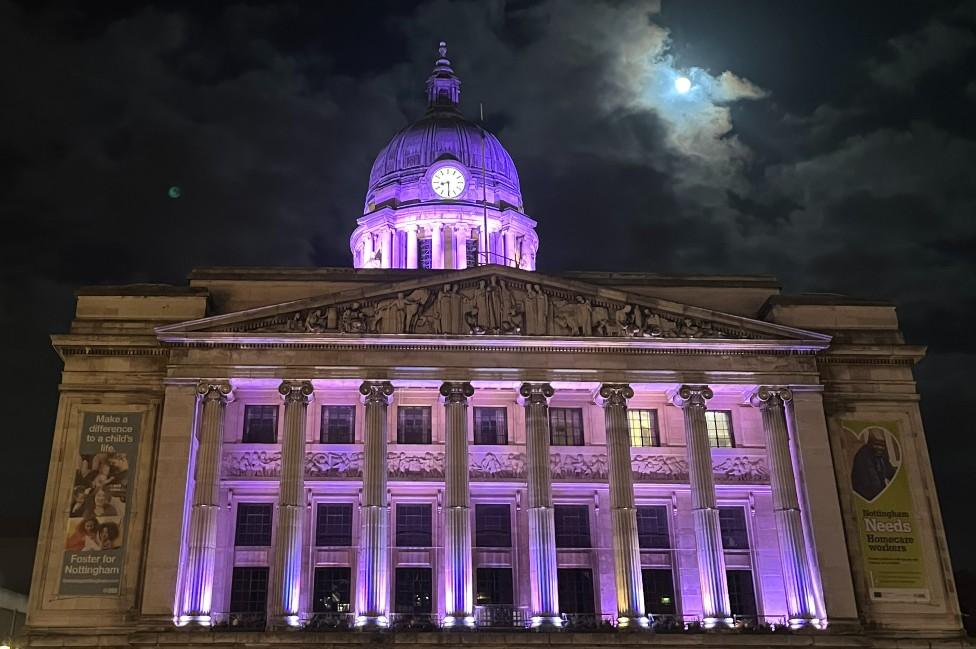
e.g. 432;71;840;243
475;504;511;547
320;405;355;444
315;503;353;547
234;503;273;547
419;239;432;269
549;408;584;446
313;567;351;613
554;504;591;548
636;505;670;549
642;569;676;615
476;567;513;606
396;504;432;547
397;406;432;444
705;410;735;448
628;409;660;447
465;239;479;267
718;507;749;550
243;405;278;444
395;567;433;614
473;407;507;445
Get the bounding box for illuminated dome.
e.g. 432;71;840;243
351;43;538;271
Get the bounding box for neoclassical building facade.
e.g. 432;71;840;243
26;44;963;649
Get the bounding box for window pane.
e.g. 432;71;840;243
465;239;479;267
396;504;432;547
320;405;355;444
554;505;591;548
235;503;273;547
243;405;278;444
636;506;670;549
395;567;433;614
397;407;432;444
556;568;595;614
727;570;757;617
312;567;352;613
705;410;734;448
419;239;432;270
627;409;659;447
718;507;749;549
476;567;513;605
475;504;511;547
549;408;584;446
642;569;676;615
229;566;268;613
315;503;353;546
473;407;508;445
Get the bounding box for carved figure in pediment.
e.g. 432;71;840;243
305;308;326;333
613;304;639;337
436;284;459;334
286;312;305;333
575;296;593;336
506;301;525;334
403;288;429;332
591;306;611;337
486;277;510;332
340;302;369;333
464;305;485;335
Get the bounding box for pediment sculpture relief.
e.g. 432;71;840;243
238;276;758;339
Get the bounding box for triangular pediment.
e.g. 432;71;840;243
156;266;830;345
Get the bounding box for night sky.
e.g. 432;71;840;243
2;0;975;595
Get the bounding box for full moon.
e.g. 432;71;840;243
674;76;692;94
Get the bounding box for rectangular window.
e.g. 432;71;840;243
727;570;758;617
465;239;479;267
312;567;352;613
229;566;268;613
243;405;278;444
395;567;433;614
718;507;750;550
476;567;514;606
636;505;670;549
397;406;432;444
549;408;584;446
419;239;432;270
315;503;353;547
234;503;273;547
554;504;591;548
642;569;677;615
557;568;595;614
705;410;735;448
473;407;508;445
320;405;355;444
475;504;511;547
395;504;432;547
627;409;660;447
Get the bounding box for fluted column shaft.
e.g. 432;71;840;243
432;223;444;269
441;382;475;626
599;384;648;628
671;385;731;626
519;383;560;627
357;381;395;627
269;381;313;625
752;387;817;626
406;226;419;269
181;381;233;621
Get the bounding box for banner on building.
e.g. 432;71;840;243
59;412;141;595
841;419;929;603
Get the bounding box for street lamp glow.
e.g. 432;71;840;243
675;76;692;94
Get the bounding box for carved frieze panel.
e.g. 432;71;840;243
550;452;609;481
222;450;282;478
229;275;759;340
469;451;525;479
388;451;445;479
631;454;690;482
713;455;770;483
305;451;363;478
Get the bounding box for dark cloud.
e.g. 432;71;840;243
2;0;976;591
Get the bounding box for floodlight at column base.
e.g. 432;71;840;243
442;615;475;629
616;615;650;629
530;615;563;629
355;614;389;628
702;616;734;629
175;614;212;627
789;617;823;630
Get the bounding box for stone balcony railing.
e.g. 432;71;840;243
221;443;768;484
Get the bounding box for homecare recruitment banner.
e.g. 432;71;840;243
842;419;929;603
60;412;141;595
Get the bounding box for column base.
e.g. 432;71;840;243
175;614;213;627
355;614;390;629
788;616;824;630
442;615;475;629
616;615;651;630
269;614;304;629
530;615;564;629
702;616;734;630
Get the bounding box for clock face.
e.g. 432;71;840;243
431;166;466;198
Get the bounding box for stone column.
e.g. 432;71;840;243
356;381;395;627
599;384;648;629
441;382;475;627
751;387;818;627
476;227;487;266
670;385;732;627
406;226;419;269
519;382;561;628
269;380;313;626
362;233;375;267
180;381;233;623
432;223;444;269
504;230;517;267
455;226;468;270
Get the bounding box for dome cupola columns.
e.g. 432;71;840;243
350;42;539;272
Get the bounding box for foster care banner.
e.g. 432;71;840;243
59;412;141;595
842;419;929;603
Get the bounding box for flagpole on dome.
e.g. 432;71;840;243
480;101;490;266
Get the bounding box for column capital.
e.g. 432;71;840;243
359;380;395;405
749;386;793;409
597;384;634;408
518;382;554;405
439;381;474;404
196;381;233;403
669;384;713;409
278;380;313;404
